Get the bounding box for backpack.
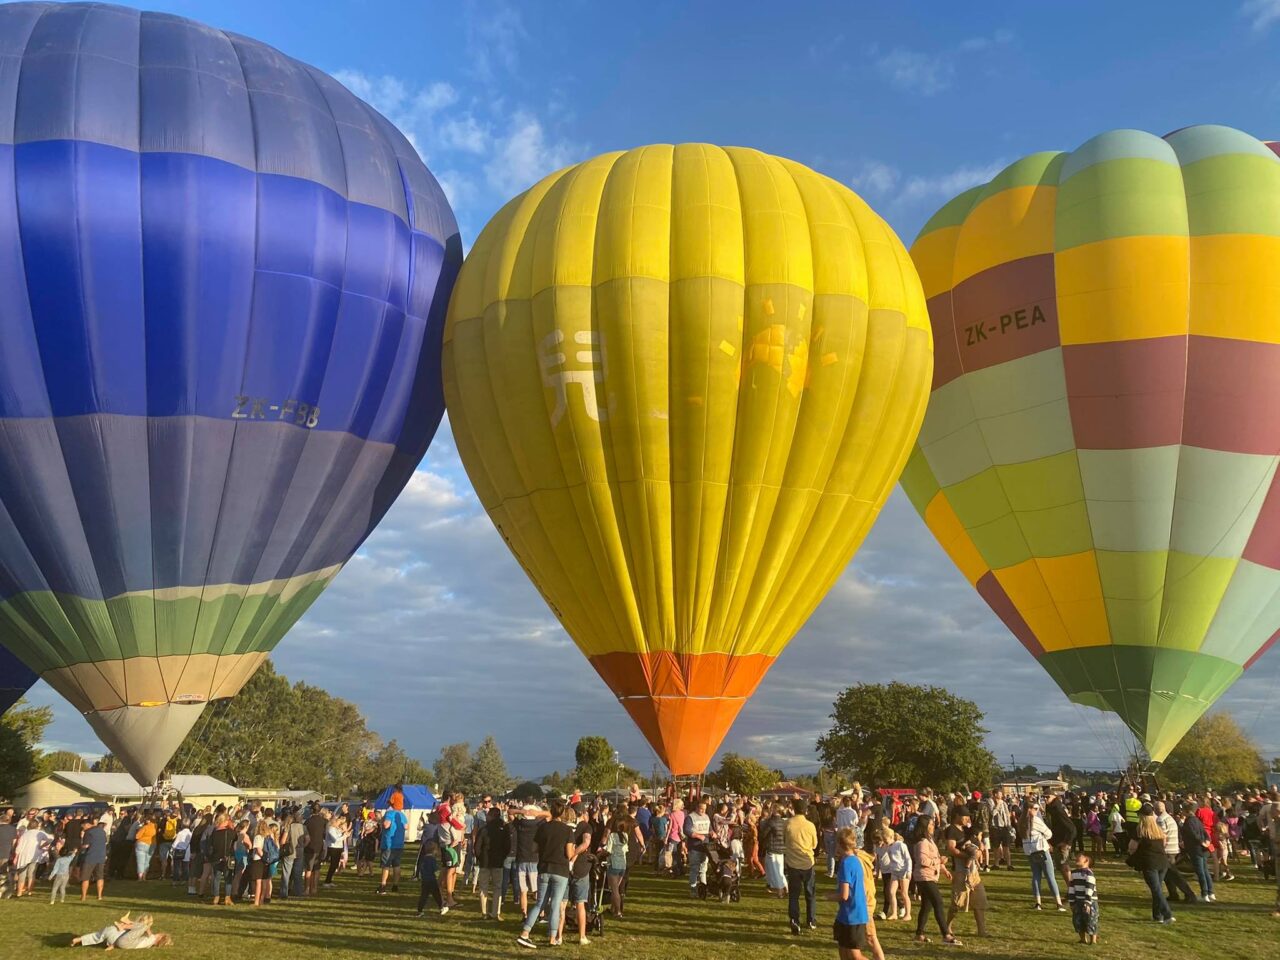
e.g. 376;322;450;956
606;833;629;872
263;836;279;865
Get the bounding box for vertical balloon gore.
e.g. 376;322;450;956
901;125;1280;762
445;144;933;775
0;2;461;783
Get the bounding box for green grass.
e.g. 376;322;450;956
2;849;1276;959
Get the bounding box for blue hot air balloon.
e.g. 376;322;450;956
0;2;460;782
0;644;38;716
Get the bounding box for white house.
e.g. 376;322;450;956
16;771;240;811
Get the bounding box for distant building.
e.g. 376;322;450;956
16;772;239;811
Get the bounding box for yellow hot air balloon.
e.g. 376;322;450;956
444;144;932;774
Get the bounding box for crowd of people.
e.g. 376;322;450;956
2;778;1278;956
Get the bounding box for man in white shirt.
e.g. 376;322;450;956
1154;801;1197;903
13;818;50;897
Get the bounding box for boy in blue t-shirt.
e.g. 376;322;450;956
829;827;870;960
377;808;408;895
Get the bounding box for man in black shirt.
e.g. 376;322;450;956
944;807;987;937
567;804;594;946
304;809;329;896
517;799;574;950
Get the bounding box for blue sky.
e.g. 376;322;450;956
23;0;1280;778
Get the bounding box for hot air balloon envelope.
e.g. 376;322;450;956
0;2;460;782
901;125;1280;761
445;144;932;774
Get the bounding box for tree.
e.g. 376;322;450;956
0;699;50;798
510;780;545;801
817;682;997;791
0;722;36;799
434;742;474;794
1160;713;1264;791
1;699;53;749
574;736;619;792
710;753;777;795
359;740;432;793
92;754;126;773
38;750;91;778
468;736;513;796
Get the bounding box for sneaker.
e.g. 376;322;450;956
376;888;387;896
578;937;591;946
790;919;801;936
323;882;335;888
874;911;887;921
808;921;817;931
1056;904;1067;913
415;910;424;918
898;908;907;919
516;936;537;949
1032;903;1042;910
440;905;450;915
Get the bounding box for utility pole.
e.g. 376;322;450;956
1011;755;1018;797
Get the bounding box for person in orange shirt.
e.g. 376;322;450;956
133;816;159;881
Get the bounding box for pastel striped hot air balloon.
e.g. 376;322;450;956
900;125;1280;762
0;2;460;782
0;645;38;716
444;145;932;775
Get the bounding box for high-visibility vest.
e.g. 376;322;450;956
1123;797;1141;824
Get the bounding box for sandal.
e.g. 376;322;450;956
943;936;963;946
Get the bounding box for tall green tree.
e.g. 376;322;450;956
38;750;91;778
0;699;51;798
574;736;619;791
469;736;513;796
434;742;474;794
1160;713;1264;790
0;723;36;798
817;682;997;791
710;753;777;795
2;699;53;749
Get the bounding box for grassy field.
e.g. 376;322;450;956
1;849;1275;959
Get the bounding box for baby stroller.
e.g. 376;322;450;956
717;848;741;903
586;858;608;936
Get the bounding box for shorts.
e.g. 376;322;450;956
951;873;987;911
517;862;539;894
569;875;590;903
84;862;105;883
1072;900;1098;936
833;921;870;950
607;867;626;878
305;849;324;872
380;848;403;869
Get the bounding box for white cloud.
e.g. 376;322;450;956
485;111;577;195
848;159;901;197
465;0;524;81
1243;0;1280;32
876;48;954;95
897;159;1008;205
875;30;1015;96
957;29;1016;52
330;68;581;241
439;114;489;154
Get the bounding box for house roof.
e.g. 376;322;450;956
49;771;238;797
